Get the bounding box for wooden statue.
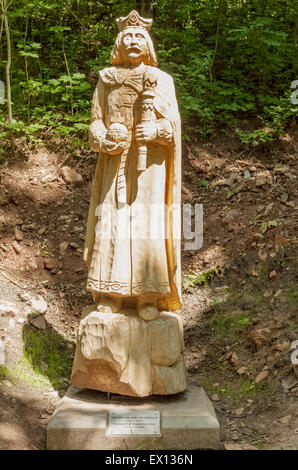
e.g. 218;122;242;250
71;10;186;397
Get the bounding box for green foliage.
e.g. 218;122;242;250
260;220;278;233
0;365;10;382
197;180;209;188
237;128;276;146
0;0;297;142
226;189;235;199
23;326;74;389
154;0;297;137
203;377;262;402
210;310;252;338
183;266;222;291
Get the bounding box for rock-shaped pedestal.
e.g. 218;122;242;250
71;310;187;397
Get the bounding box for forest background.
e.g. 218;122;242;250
0;0;298;451
0;0;297;154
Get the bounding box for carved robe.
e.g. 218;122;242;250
84;64;181;311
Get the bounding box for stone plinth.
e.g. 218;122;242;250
47;385;220;450
71;310;187;397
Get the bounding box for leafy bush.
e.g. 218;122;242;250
0;0;297;143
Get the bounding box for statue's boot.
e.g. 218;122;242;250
137;302;159;321
96;295;122;313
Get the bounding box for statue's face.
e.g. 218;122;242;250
121;27;148;65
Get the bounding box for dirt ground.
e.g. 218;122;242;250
0;127;297;450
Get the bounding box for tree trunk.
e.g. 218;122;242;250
136;0;153;16
2;0;15;154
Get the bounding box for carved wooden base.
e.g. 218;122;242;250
71;309;187;397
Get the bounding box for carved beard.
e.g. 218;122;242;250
121;44;149;66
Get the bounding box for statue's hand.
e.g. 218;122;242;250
135;122;157;143
102;139;126;155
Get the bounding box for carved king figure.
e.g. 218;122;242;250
71;11;186;397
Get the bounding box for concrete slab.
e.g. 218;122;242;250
47;385;220;450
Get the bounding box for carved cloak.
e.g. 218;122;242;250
84;65;181;311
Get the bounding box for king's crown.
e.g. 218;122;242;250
116;10;152;32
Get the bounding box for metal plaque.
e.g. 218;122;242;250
106;409;161;436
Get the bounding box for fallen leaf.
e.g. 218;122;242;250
273;341;290;351
249;328;271;351
269;270;277;280
220;350;232;362
230;351;240;368
12;241;21;254
273;289;283;298
275;233;289;245
236;366;247;375
255;367;269;383
263;289;273;298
